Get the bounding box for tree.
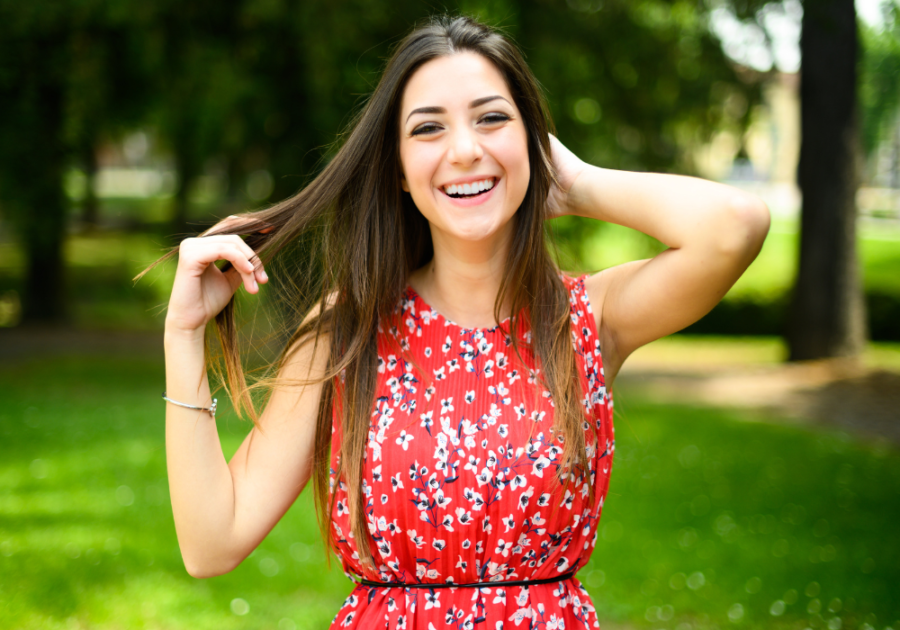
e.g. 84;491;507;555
0;6;76;322
787;0;867;360
0;2;155;322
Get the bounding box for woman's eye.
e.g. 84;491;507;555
411;123;441;136
480;113;511;125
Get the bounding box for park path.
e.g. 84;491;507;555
618;343;900;446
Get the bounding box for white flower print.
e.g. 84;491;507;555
434;488;451;509
424;591;441;610
441;397;455;413
518;486;534;511
465;390;475;404
489;382;509;397
407;529;425;548
395;430;413;451
509;607;532;626
532;456;551;477
455;506;473;525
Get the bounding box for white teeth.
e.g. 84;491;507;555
443;178;495;196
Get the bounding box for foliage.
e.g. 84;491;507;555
0;0;758;322
1;352;898;628
860;1;900;156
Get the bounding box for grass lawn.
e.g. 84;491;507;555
1;351;898;630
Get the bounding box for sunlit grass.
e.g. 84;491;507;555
627;335;900;371
2;352;899;629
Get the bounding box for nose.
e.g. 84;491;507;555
447;126;483;166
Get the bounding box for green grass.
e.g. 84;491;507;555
554;217;900;300
1;352;898;629
0;356;351;630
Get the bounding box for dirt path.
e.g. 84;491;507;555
617;348;900;445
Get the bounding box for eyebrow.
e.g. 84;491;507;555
405;95;510;123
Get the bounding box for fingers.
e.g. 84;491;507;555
179;236;269;294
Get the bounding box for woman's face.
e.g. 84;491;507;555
399;52;530;250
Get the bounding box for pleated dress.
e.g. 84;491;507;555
328;275;615;629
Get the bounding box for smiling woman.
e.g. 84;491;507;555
142;14;769;630
400;53;530;262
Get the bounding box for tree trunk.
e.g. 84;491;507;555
20;85;68;323
788;0;867;360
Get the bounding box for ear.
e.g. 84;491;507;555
400;172;410;193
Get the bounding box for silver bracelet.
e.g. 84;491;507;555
162;392;217;418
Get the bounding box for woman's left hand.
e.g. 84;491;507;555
545;134;588;218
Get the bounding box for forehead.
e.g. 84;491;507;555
400;52;514;113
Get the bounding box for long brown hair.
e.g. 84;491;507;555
144;15;596;572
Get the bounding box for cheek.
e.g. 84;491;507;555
401;145;440;190
494;136;531;200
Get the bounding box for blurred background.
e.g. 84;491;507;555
0;0;898;629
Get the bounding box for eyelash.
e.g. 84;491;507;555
410;112;511;136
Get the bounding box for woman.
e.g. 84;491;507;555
158;15;769;629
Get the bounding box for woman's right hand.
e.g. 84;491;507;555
165;223;268;333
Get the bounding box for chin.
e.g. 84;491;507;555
446;216;513;244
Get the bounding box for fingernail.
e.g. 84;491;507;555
260;270;268;282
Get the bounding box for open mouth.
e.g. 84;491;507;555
442;178;496;199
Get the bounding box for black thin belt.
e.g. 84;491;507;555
358;569;577;589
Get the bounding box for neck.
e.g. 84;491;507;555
410;225;513;329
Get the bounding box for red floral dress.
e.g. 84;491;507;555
328;275;614;629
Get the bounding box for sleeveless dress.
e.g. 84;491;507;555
328;275;615;629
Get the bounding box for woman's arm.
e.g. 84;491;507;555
163;230;325;578
549;136;770;384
